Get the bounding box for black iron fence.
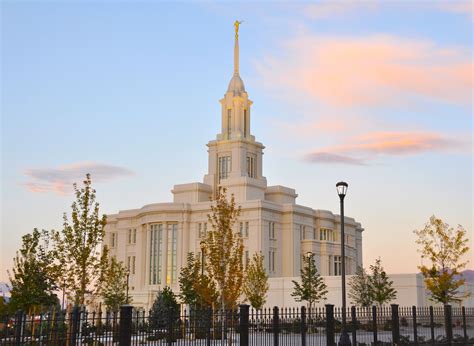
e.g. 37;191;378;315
0;304;472;345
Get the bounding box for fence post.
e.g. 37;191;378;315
412;306;418;345
429;306;435;345
70;306;81;346
351;306;357;346
462;307;467;342
14;310;23;346
444;304;453;346
326;304;335;346
372;305;377;344
206;307;211;346
119;305;133;346
239;304;249;346
301;306;306;346
391;304;400;346
272;307;279;346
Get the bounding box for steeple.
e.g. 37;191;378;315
227;20;246;96
203;20;267;202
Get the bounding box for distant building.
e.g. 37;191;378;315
105;25;364;310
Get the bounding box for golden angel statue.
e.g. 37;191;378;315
234;20;243;38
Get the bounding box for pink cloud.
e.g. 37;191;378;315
25;162;134;194
438;1;473;19
302;2;376;19
255;35;472;107
305;131;469;165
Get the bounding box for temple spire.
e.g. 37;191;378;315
227;20;246;95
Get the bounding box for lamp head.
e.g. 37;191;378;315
306;251;313;259
336;181;348;198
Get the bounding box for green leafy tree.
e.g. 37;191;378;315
348;266;373;308
368;258;397;306
179;252;200;307
243;252;269;310
292;253;328;311
51;174;109;306
149;287;180;329
8;229;58;314
414;215;470;304
101;256;129;312
202;187;244;311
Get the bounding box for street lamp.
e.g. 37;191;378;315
336;181;351;346
200;241;206;276
126;269;130;304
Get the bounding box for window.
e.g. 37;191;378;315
227;109;232;139
247;155;256;178
320;228;335;241
149;224;163;285
128;229;137;244
218;156;231;182
198;223;207;238
245;250;250;268
269;249;276;273
111;233;116;248
334;255;342;276
127;256;136;275
300;225;304;240
244;109;247;137
166;224;178;284
269;222;275;240
245;222;249;237
239;222;243;237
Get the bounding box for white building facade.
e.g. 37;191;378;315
105;29;364;310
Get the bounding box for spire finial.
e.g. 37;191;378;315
233;20;242;75
234;20;243;39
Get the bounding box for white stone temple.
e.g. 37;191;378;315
105;25;364;310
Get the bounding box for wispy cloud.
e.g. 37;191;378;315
304;131;469;165
302;1;377;19
304;152;367;166
255;34;472;108
437;1;473;20
25;162;134;194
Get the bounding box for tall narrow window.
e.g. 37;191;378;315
166;224;178;284
244;109;247;137
245;222;249;237
269;222;275;240
128;229;132;244
149;224;163;285
245;250;249;268
334;255;342;276
247;155;256;178
269;249;276;273
227;109;232;139
132;256;136;274
239;222;243;237
218;156;231;182
111;233;116;248
132;229;137;244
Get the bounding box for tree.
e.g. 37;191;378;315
179;252;200;307
101;256;129;312
51;174;109;306
368;258;397;306
8;229;58;314
202;187;244;311
414;215;470;304
291;253;328;311
243;252;269;310
149;287;180;329
348;266;373;308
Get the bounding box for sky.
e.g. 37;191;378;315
1;1;473;282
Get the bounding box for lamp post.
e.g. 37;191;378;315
336;181;351;346
126;269;130;304
306;251;313;320
200;241;205;276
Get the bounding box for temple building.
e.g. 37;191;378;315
105;24;364;309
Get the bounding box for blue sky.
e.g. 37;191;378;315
1;1;472;281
